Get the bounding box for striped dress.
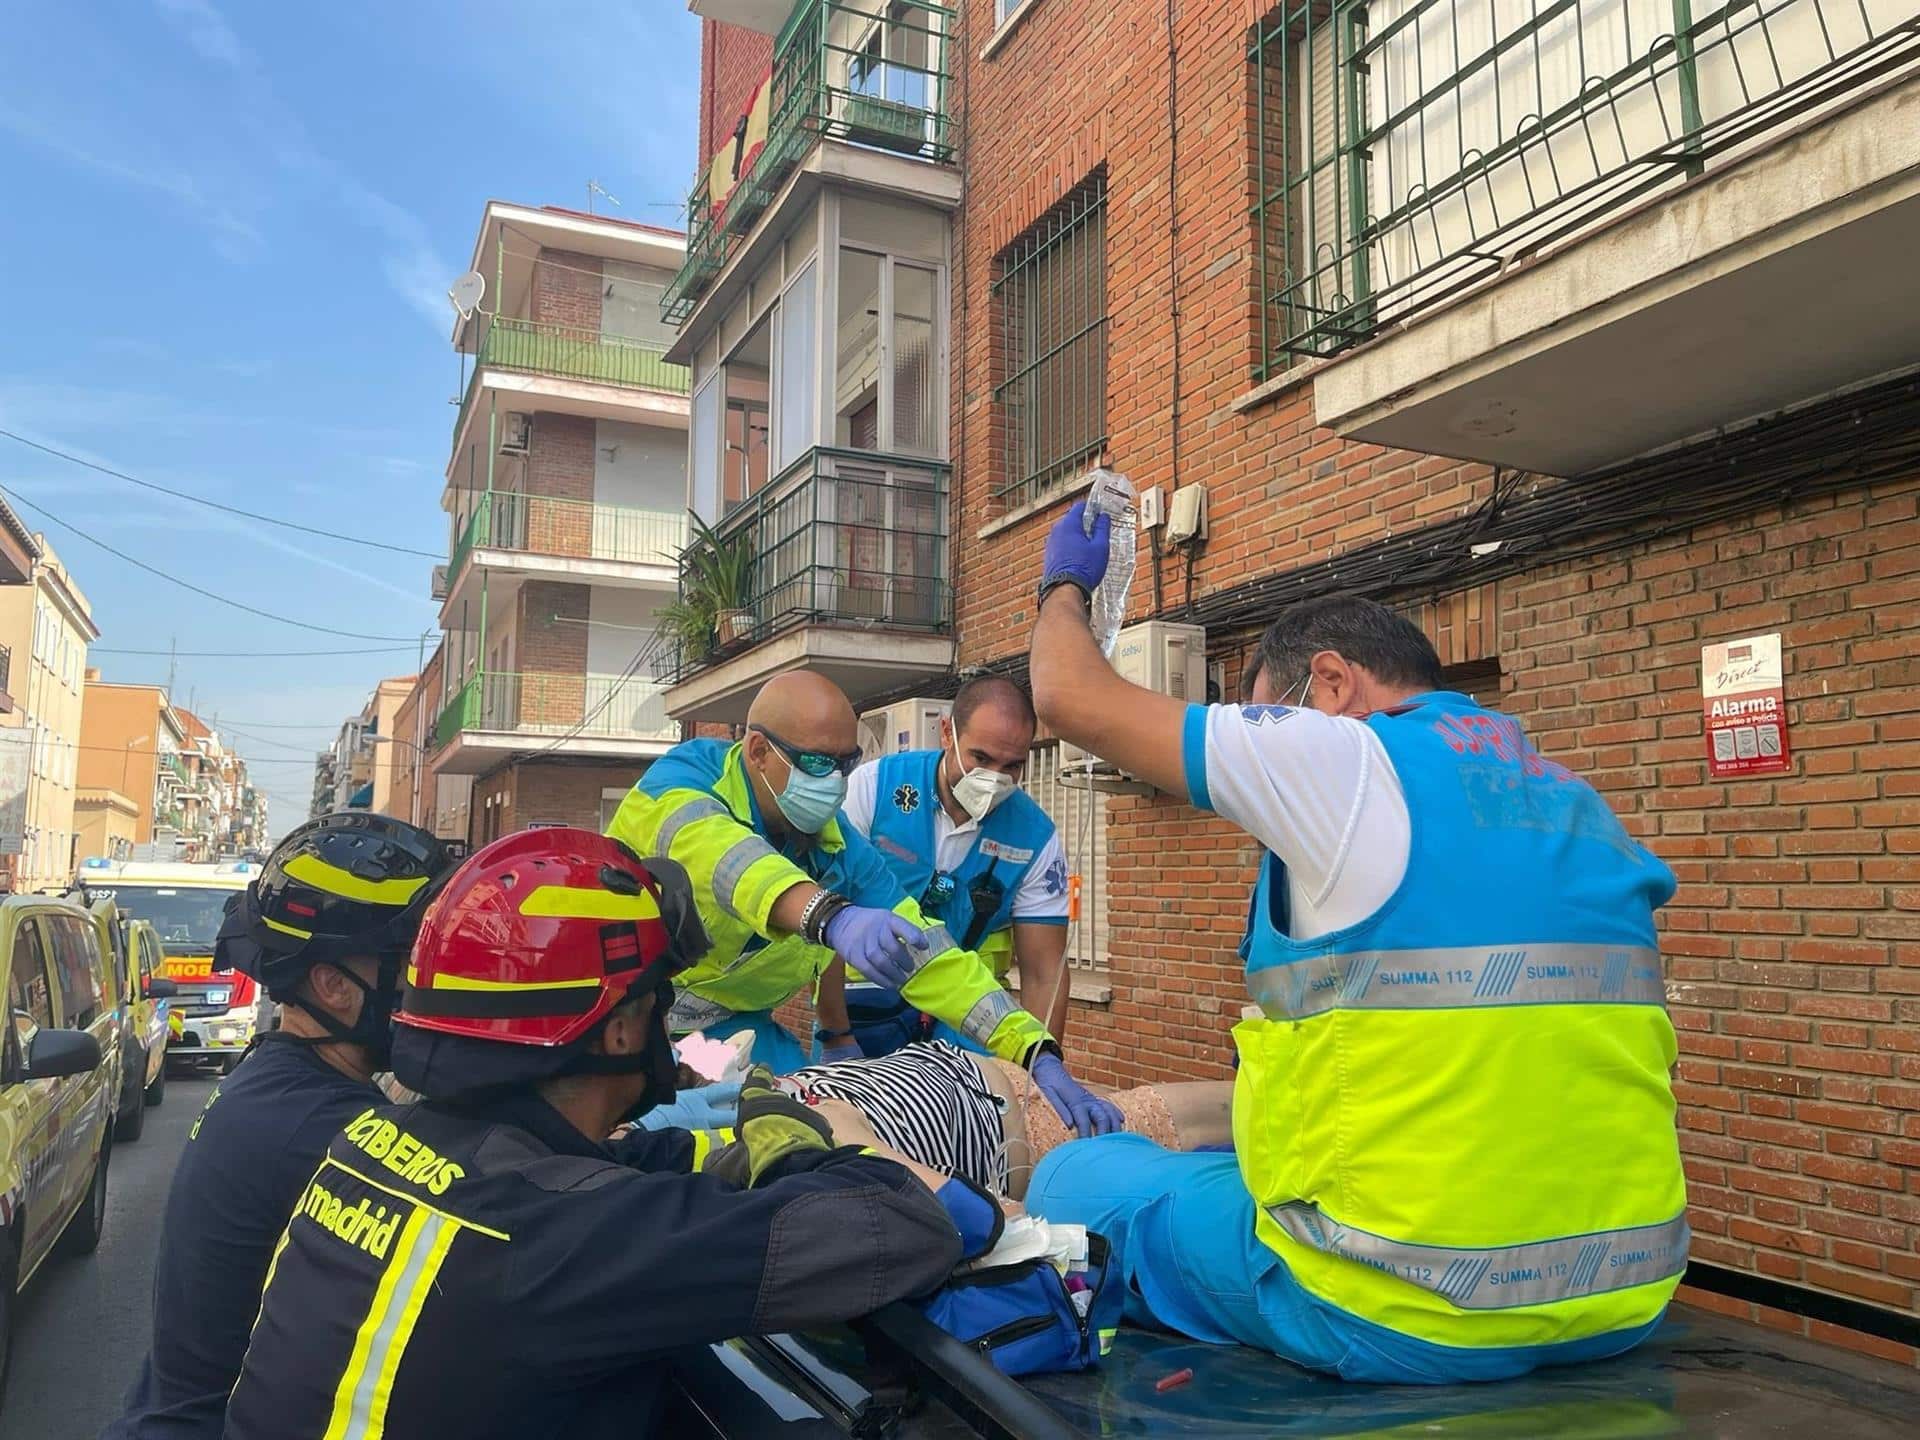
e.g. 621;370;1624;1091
784;1041;1009;1193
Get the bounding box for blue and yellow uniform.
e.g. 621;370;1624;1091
1031;693;1685;1383
606;739;1053;1073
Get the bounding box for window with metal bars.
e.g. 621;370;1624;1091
1019;742;1108;972
992;174;1108;510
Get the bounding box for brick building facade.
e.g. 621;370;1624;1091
679;0;1920;1353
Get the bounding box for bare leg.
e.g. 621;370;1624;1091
1151;1081;1233;1149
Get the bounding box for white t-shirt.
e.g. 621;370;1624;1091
1184;704;1412;941
843;758;1070;925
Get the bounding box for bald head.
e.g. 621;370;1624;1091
748;671;857;753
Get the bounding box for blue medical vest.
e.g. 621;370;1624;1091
1231;691;1687;1351
868;750;1058;952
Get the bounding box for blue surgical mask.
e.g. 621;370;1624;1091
770;758;846;834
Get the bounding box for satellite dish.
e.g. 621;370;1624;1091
447;270;486;321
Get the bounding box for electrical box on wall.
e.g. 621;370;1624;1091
857;698;951;763
1138;484;1165;529
1167;482;1207;545
1061;621;1207;790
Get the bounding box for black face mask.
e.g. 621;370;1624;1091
569;982;680;1125
287;955;404;1067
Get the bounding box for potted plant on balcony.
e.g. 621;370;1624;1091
675;512;756;650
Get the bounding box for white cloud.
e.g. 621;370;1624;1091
153;0;252;69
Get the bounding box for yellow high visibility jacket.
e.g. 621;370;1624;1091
607;740;1051;1064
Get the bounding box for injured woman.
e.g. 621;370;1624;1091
772;1042;1232;1202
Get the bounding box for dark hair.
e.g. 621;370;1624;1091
1253;595;1443;695
951;675;1036;737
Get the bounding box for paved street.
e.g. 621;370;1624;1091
2;1075;216;1440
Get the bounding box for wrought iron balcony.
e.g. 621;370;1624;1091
663;0;956;324
452;314;689;444
433;671;679;750
445;493;686;589
665;446;950;683
1253;0;1920;369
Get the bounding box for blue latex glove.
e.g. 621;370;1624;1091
824;906;928;990
1040;499;1110;603
1031;1052;1125;1138
636;1082;743;1132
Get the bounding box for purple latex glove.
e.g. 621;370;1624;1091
824;906;928;990
1031;1051;1125;1138
1040;499;1110;604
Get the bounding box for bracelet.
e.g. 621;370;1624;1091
796;888;833;940
814;1026;853;1042
801;891;852;946
1036;577;1092;611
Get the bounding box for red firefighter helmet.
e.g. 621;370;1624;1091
397;827;706;1049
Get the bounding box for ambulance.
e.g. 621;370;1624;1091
74;857;263;1073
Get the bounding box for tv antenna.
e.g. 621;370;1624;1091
587;179;621;215
447;270;486;321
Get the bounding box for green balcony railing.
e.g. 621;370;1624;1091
663;0;956;324
1252;0;1920;370
435;670;679;749
665;445;950;683
452;314;690;445
445;493;686;589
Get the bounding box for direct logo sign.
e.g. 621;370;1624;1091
1701;633;1791;779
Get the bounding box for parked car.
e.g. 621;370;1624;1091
0;894;117;1403
76;894;174;1143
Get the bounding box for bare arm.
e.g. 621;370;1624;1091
1030;587;1189;796
1012;923;1071;1040
814;958;851;1035
767;880;823;936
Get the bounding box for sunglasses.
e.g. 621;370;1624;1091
749;724;864;779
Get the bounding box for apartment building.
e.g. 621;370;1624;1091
679;0;1920;1351
76;678;193;855
420;203;692;843
0;537;100;890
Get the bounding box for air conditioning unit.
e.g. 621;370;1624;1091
1061;621;1207;791
498;411;532;455
430;564;451;601
858;697;951;764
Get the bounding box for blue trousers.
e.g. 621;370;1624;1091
1028;1136;1664;1385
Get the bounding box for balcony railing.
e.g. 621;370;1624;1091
1253;0;1920;368
665;446;950;682
434;670;680;749
445;492;686;585
453;314;690;444
663;0;956;324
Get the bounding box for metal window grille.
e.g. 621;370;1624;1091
992;175;1108;509
1020;743;1109;972
1251;0;1920;373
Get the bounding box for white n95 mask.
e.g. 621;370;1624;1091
950;732;1016;822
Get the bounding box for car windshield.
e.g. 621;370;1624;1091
101;885;237;953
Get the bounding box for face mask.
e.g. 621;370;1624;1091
948;731;1016;823
766;751;847;834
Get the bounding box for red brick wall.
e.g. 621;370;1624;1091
525;415;596;557
515;582;589;728
531;248;603;333
953;0;1920;1339
699;20;774;171
470;761;648;846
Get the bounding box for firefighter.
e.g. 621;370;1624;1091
108;813;456;1440
221;828;964;1438
606;670;1115;1135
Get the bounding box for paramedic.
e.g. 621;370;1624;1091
1019;502;1687;1384
109;813;456;1439
222;828;964;1438
605;670;1116;1135
815;675;1077;1059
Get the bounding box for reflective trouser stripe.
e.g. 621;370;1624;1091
690;1127;737;1171
958;987;1018;1046
1269;1203;1690;1310
1249;944;1664;1021
653;797;729;856
324;1210;456;1440
713;835;779;920
667;990;738;1035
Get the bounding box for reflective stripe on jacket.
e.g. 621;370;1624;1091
606;739;1050;1063
1230;692;1686;1351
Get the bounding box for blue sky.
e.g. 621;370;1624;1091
0;0;700;839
